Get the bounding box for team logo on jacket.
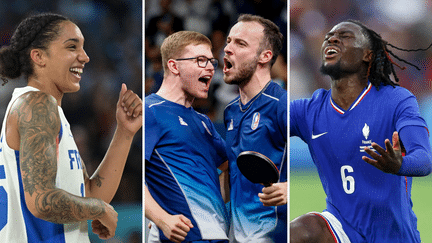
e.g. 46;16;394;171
251;112;260;130
201;121;212;136
362;123;370;139
179;116;188;126
228;119;234;131
359;123;374;152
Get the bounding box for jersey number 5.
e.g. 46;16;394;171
341;165;355;194
0;164;7;230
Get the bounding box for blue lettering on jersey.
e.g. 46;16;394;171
68;150;81;170
80;183;84;197
0;165;7;230
0;165;4;179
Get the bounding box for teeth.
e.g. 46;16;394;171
199;76;211;83
70;68;83;74
326;48;338;55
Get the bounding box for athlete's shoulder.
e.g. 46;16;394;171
391;85;415;97
291;88;329;109
145;93;165;108
264;81;287;100
377;84;416;103
377;83;411;93
12;86;56;104
310;88;330;101
145;94;166;126
192;108;212;123
12;89;59;120
224;96;240;112
21;90;57;103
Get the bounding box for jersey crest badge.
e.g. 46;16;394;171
201;121;212;136
362;123;370;139
251;112;260;130
228;119;234;131
179;116;188;126
360;123;375;152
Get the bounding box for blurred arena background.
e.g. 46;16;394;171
290;0;432;241
144;0;287;241
0;1;142;242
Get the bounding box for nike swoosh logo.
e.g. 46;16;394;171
312;132;328;139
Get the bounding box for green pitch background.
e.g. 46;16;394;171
290;170;432;242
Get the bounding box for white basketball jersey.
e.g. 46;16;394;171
0;86;89;242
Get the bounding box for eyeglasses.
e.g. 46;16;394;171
175;56;218;69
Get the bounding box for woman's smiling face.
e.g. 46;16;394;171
41;21;90;94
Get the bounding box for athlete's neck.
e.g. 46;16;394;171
156;79;194;108
238;72;271;105
330;75;368;110
27;77;63;106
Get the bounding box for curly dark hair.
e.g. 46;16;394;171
346;19;432;90
0;12;70;85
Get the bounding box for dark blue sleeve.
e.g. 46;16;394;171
290;98;305;139
395;91;426;130
207;118;228;167
277;92;287;141
397;125;432;176
145;106;160;161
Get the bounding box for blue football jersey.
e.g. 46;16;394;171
224;81;287;243
145;94;229;242
290;82;426;242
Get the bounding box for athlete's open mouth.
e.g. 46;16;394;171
224;58;233;72
198;75;211;84
225;60;232;69
324;46;340;58
70;67;83;78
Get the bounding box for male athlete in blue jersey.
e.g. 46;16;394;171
290;20;432;243
145;31;230;243
222;14;287;243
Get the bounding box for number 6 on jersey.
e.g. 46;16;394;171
341;165;355;194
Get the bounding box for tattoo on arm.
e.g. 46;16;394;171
92;174;104;187
18;92;59;196
82;159;104;189
17;92;105;223
35;190;105;223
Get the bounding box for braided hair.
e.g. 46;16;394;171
347;19;432;90
0;13;70;85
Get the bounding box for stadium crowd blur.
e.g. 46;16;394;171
0;0;142;211
145;0;288;138
290;0;432;145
